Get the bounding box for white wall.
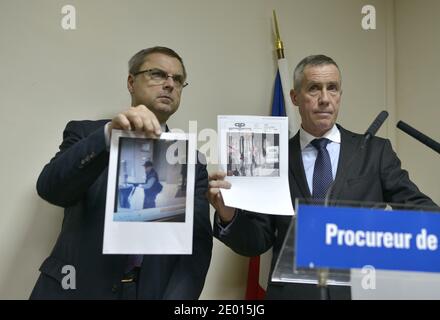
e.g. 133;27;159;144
1;0;436;300
395;0;440;203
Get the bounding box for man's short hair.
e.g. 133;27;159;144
128;46;187;80
293;55;341;91
143;161;153;168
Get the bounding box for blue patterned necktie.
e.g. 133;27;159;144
311;138;333;199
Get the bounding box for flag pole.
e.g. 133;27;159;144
271;10;299;136
273;10;284;59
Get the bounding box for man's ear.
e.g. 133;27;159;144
290;89;298;106
127;75;135;93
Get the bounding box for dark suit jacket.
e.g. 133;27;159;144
31;120;212;299
214;125;437;299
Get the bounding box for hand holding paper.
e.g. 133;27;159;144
207;171;236;223
108;104;162;139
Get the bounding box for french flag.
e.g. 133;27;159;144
245;58;299;300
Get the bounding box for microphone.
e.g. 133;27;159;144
363;111;389;145
325;110;389;204
397;121;440;154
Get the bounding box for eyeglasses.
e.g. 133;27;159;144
133;68;188;89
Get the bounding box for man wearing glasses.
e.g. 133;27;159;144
31;47;212;299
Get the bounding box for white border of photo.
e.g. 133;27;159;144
103;129;196;254
218;115;294;216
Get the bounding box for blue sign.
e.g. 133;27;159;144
295;205;440;273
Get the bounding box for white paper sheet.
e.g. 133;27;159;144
103;130;196;254
218;115;294;216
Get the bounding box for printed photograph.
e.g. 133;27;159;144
114;137;187;222
226;132;280;177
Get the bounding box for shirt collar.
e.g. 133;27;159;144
300;124;341;150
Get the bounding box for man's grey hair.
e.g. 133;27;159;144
128;46;187;79
293;55;341;91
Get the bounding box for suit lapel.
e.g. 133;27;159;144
331;125;361;199
289;133;312;200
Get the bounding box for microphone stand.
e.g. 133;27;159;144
317;122;383;299
315;112;389;300
317;268;330;300
315;137;369;300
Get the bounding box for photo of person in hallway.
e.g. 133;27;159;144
115;138;187;222
227;132;280;177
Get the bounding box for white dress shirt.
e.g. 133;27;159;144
299;125;341;195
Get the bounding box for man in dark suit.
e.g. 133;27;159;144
207;55;438;300
141;161;162;209
31;46;212;299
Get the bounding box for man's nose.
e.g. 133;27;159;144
162;76;175;90
319;89;330;105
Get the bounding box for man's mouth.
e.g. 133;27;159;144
157;95;173;103
315;111;332;115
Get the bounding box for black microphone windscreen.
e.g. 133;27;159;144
366;111;389;137
397;121;440;153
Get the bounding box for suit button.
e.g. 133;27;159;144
112;284;118;293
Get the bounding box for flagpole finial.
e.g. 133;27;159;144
273;10;285;59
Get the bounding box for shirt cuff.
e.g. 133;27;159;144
215;210;238;236
104;122;111;151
